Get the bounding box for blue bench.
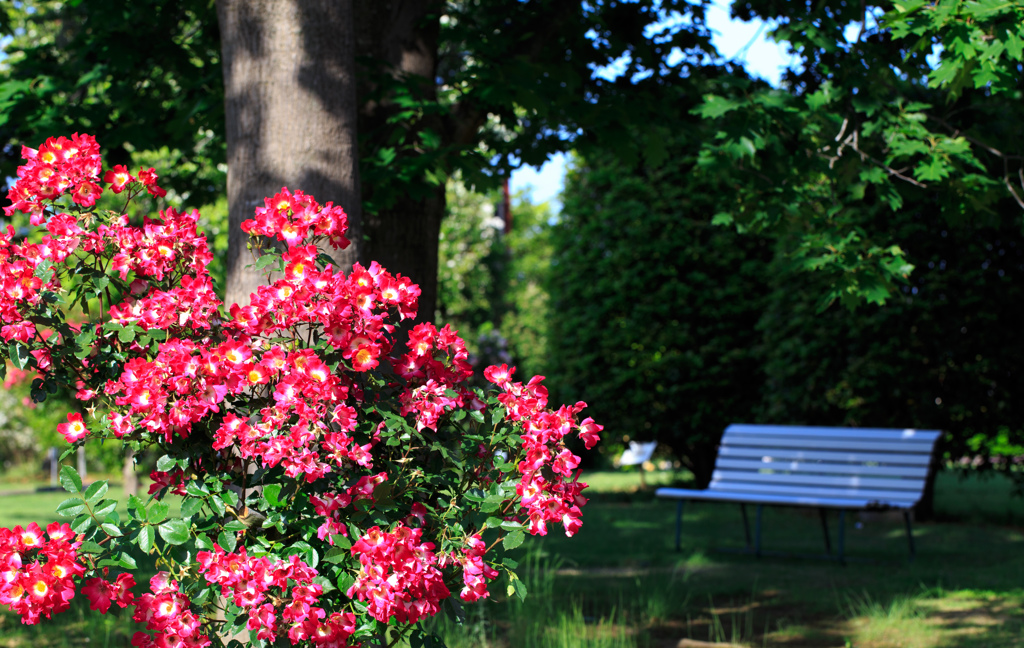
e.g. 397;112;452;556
655;424;942;561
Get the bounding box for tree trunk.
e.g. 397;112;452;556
217;0;363;307
355;1;447;324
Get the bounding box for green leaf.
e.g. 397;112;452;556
118;327;136;344
180;498;204;519
218;530;237;553
253;252;281;271
502;529;525;550
263;483;283;507
34;259;55;283
186;481;210;498
223;520;246;533
101;523;123;537
692;94;743;119
336;571;356;594
60;466;83;494
79;541;104;554
330;534;352;550
8;342;31;370
138;526;155;553
56;497;85;518
192;587;212;606
156;455;176;472
148;501;170;525
84;480;109;504
511;573;528;601
323;547;348;564
72;514;94;533
94;500;117;518
158;519;190;545
118;553;138;569
129;495;147;521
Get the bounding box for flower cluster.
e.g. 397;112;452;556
4;133;104;218
131;573;209;648
450;534;499;602
347;524;450;624
0;523;84;624
82;571;135;614
486;364;602;537
396;323;477;432
227;253;419;374
0;133;603;641
198;546;357;647
309;472;387;543
242;187;351;250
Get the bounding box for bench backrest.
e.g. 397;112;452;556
710;424;942;508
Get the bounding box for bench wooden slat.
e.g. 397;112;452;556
717;446;933;466
722;435;936;453
711;469;926;491
657;425;940;558
725;425;942;442
708;481;925;504
655;487;918;509
715;457;930;478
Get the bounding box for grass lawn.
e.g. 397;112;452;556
1;470;1022;647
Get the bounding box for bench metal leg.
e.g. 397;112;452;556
754;505;763;558
837;510;846;564
819;508;832;555
674;500;685;552
740;503;752;549
904;511;915;562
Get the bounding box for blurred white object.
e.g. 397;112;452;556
618;441;658;467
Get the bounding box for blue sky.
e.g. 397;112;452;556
509;1;794;209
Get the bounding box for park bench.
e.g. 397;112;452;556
655;424;942;562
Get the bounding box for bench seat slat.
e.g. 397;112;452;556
708;481;924;504
725;425;942;442
654;487;917;510
722;435;936;453
717;446;933;466
715;458;930;478
711;469;925;491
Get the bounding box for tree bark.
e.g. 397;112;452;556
217;0;363;307
355;1;447;324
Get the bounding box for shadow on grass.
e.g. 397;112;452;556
2;471;1023;647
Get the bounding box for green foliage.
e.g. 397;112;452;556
0;0;225;207
549;133;771;482
436;181;508;343
758;206;1024;480
1;371;123;473
697;1;1024;308
436;181;555;380
497;195;555;379
888;0;1024;97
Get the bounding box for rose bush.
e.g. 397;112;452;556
0;134;601;647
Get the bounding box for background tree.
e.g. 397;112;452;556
758;205;1024;512
695;1;1024;308
436;181;555;380
2;0;721;320
0;0;225;207
549;121;772;483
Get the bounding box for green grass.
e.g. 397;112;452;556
2;469;1023;647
